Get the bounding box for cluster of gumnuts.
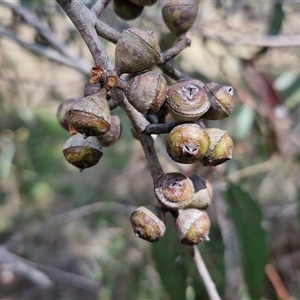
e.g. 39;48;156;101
56;0;234;245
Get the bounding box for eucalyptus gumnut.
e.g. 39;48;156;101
57;98;79;131
166;123;210;164
176;209;210;245
162;0;199;36
154;172;194;210
84;82;100;97
129;0;157;6
201;128;233;166
63;133;103;171
68;88;111;138
202;83;235;120
97;114;122;147
127;71;168;114
130;205;166;242
113;0;143;21
115;28;161;74
187;175;212;210
166;80;210;122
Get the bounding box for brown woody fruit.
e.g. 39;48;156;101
166;80;210;122
127;71;168;114
115;28;161;74
201;128;233;166
113;0;143;21
130;205;166;242
162;0;199;36
97;114;122;147
166;123;210;164
154;172;194;210
129;0;157;6
202;83;234;120
63;133;103;171
57;98;79;131
68;88;111;138
175;209;210;245
187;175;212;210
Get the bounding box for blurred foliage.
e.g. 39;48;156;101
1;0;300;299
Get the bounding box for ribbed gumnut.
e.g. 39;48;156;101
97;114;122;147
202;83;234;120
57;98;79;131
154;172;194;210
175;209;210;245
63;133;103;171
68;88;111;138
113;0;143;21
130;205;166;242
127;71;168;114
129;0;157;6
162;0;199;36
201;128;233;166
166;80;210;122
187;175;212;210
115;28;161;74
166;123;210;164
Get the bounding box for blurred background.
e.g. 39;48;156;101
0;0;300;299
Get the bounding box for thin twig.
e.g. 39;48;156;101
91;0;111;17
160;35;191;63
144;121;179;135
190;245;221;300
265;264;292;300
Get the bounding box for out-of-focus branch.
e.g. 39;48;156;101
0;25;90;73
45;201;135;227
0;246;100;292
200;30;300;47
0;246;53;289
0;0;90;72
265;264;292;300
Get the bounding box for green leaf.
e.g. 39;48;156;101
151;214;189;300
152;214;224;300
234;105;255;141
255;3;284;57
222;183;268;300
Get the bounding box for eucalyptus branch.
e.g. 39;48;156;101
115;90;164;182
91;0;111;17
144;121;179;135
56;0;112;69
160;35;191;63
95;19;121;44
157;61;189;81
